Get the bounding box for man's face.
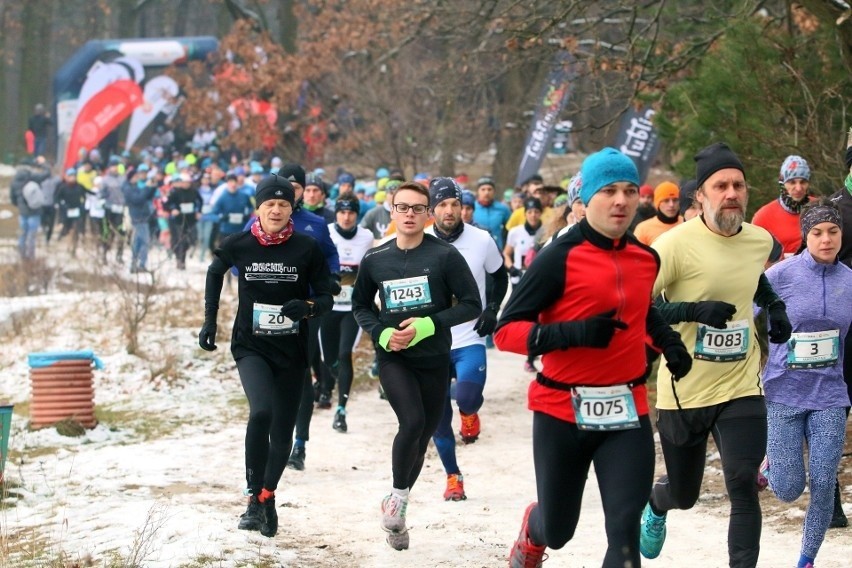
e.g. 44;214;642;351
432;198;462;234
477;184;494;204
227;179;238;193
339;182;353;194
584;183;639;239
303;184;325;207
658;197;680;218
696;168;748;236
291;182;304;202
257;199;292;233
524;207;542;226
783;178;809;202
390;189;430;237
639;194;653;207
532;186;553;208
571;200;586;221
336;209;357;230
461;205;475;224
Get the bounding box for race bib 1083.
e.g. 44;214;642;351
694;319;749;362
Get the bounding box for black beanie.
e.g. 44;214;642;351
335;192;361;214
845;146;852;171
428;177;462;208
255;176;295;208
679;179;697;215
277;163;306;188
694;142;745;189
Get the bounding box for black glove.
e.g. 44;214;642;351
280;299;310;320
329;274;342;296
767;302;792;344
507;266;522;278
663;343;692;381
198;321;218;351
473;306;498;337
531;309;628;355
689;301;736;329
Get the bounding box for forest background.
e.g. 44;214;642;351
0;0;851;202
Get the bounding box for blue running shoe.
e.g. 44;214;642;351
639;502;667;559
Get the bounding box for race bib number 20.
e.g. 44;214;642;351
252;302;299;336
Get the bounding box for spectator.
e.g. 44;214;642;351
27;103;52;158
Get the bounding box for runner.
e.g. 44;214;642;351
495;147;691;568
752;155;815;258
633;181;683;245
321;192;374;433
425;177;508;500
758;198;851;568
351;181;481;551
639;142;793;568
198;174;334;538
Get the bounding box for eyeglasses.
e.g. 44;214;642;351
393;203;429;214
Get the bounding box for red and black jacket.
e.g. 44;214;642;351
494;218;679;422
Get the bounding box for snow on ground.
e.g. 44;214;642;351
0;243;850;567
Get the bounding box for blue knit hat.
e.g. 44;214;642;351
579;148;639;205
779;155;810;183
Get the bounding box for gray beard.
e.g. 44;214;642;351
714;208;744;234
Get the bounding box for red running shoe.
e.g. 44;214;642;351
443;473;467;501
459;411;480;444
508;502;547;567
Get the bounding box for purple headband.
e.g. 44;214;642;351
800;205;842;238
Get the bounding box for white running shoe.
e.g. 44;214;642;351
381;493;408;533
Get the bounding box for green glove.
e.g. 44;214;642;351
378;327;395;351
407;317;435;347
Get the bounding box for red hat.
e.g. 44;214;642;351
639;184;654;197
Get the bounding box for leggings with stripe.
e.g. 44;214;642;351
765;400;847;561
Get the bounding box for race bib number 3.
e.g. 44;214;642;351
695;319;749;362
382;275;433;313
252;302;299;336
571;385;640;431
786;329;839;369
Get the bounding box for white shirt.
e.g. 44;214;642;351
505;225;539;269
328;223;375;312
426;223;503;348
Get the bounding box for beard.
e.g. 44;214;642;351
712;200;746;234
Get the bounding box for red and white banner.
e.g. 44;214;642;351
124;75;180;150
64;80;143;168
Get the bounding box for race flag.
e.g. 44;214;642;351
613;106;660;184
515;52;575;187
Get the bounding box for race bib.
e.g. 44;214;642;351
571;385;640;431
201;204;212;215
383;275;433;313
786;330;839;369
694;319;749;362
66;208;80;218
252;302;299;336
110;203;124;214
179;202;195;214
334;285;354;307
228;212;244;225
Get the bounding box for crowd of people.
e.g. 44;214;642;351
7;134;851;567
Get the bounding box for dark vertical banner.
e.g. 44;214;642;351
613;106;660;184
515;52;575;187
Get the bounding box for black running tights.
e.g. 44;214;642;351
236;354;305;494
379;354;449;490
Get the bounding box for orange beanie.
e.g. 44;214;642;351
654;182;680;209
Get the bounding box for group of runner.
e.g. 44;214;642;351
194;142;851;567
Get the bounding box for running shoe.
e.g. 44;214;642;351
523;360;537;373
508;502;547;568
830;480;848;528
333;409;348;433
443;473;467;501
381;493;408;533
757;455;769;491
259;493;277;538
237;495;263;531
459;412;481;444
386;529;410;550
317;392;332;409
639;502;667;559
287;445;305;471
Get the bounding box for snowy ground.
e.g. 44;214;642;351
0;239;850;567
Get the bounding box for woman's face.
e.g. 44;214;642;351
806;221;841;264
